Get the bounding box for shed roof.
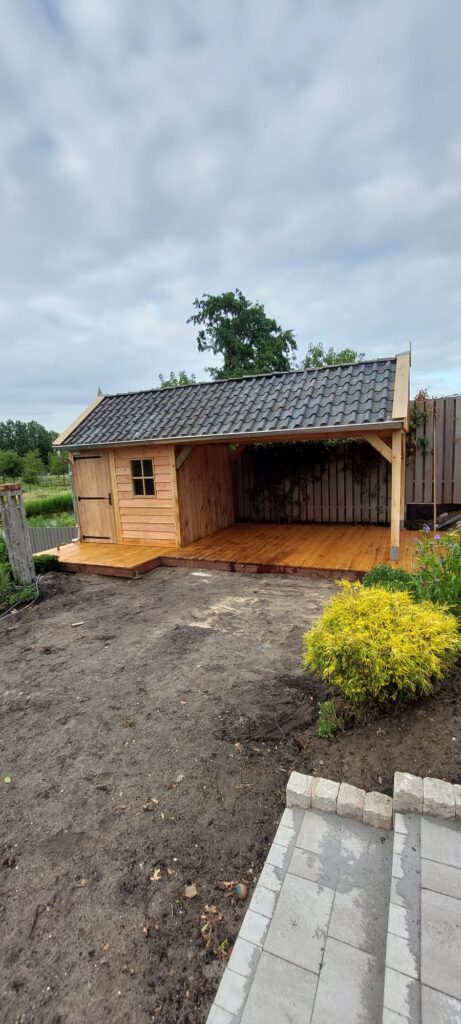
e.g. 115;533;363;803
56;357;406;449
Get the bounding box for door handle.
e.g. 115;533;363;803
108;492;112;505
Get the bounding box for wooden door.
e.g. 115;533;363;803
73;453;116;542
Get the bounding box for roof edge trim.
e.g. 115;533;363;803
53;393;105;447
59;418;404;450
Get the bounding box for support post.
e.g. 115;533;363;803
390;431;402;562
400;433;406;527
0;484;36;585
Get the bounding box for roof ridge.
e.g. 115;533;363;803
105;356;398;400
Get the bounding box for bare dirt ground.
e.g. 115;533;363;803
1;568;460;1024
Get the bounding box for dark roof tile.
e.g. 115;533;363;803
62;358;399;447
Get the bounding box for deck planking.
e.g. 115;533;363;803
41;523;417;579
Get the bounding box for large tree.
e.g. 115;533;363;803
187;290;297;379
301;342;365;369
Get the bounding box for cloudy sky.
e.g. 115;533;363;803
1;1;461;432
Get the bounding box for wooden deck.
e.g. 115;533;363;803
42;523;417;579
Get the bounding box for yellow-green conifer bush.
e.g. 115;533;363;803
303;582;460;706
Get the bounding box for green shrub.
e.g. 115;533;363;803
27;510;75;528
33;553;59;573
303;582;460;706
362;564;417;596
8;584;37;607
25;492;73;518
413;530;461;621
316;700;344;739
0;562;12;604
0;537;8;564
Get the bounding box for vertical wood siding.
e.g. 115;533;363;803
176;444;234;544
113;445;178;542
406;396;461;505
235;442;391;524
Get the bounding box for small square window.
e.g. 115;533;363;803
131;458;155;496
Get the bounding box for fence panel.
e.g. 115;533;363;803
27;525;77;553
405;396;461;505
235;442;391;525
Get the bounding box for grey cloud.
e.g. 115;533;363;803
0;0;460;431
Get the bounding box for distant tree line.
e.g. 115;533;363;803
0;419;67;484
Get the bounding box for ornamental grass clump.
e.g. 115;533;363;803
303;582;460;706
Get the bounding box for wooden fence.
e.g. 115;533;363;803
27;525;77;553
235;396;461;526
406;395;461;505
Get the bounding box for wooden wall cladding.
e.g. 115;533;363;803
113;445;178;543
176;444;234;545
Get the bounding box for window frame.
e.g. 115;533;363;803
130;457;156;497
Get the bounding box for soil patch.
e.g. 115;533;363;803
1;568;460;1023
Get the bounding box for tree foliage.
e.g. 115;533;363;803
187;290;297;379
301;342;365;369
48;452;69;478
21;450;45;484
0;450;22;480
158;370;197;388
0;420;57;461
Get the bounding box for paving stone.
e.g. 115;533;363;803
394;812;410;835
421;888;461;1000
454;784;461;821
238;909;270;947
257;862;283;894
272;823;296;849
288;844;339;889
265;842;291;871
226;937;260;979
423;777;456;818
421;984;461;1024
207;1005;237;1024
286;771;314;810
311;936;382;1024
328;884;388;956
383;966;420;1019
240;950;317;1024
264;872;334;973
311;776;340;813
296;808;342;855
421;858;461;901
388;903;410;940
337;781;366;820
214;968;248;1016
385;932;419;980
249;884;278;919
382;1010;410;1024
279;806;304;832
421;818;461;869
394;772;423;814
363;790;393;830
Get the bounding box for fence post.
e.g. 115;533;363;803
0;484;36;585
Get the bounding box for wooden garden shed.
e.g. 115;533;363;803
50;353;412;577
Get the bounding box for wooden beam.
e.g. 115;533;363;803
390;430;402;561
175;446;193;471
366;433;392;463
53;393;105;447
392;352;411;430
170;446;182;548
108;449;123;544
400;434;406;525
